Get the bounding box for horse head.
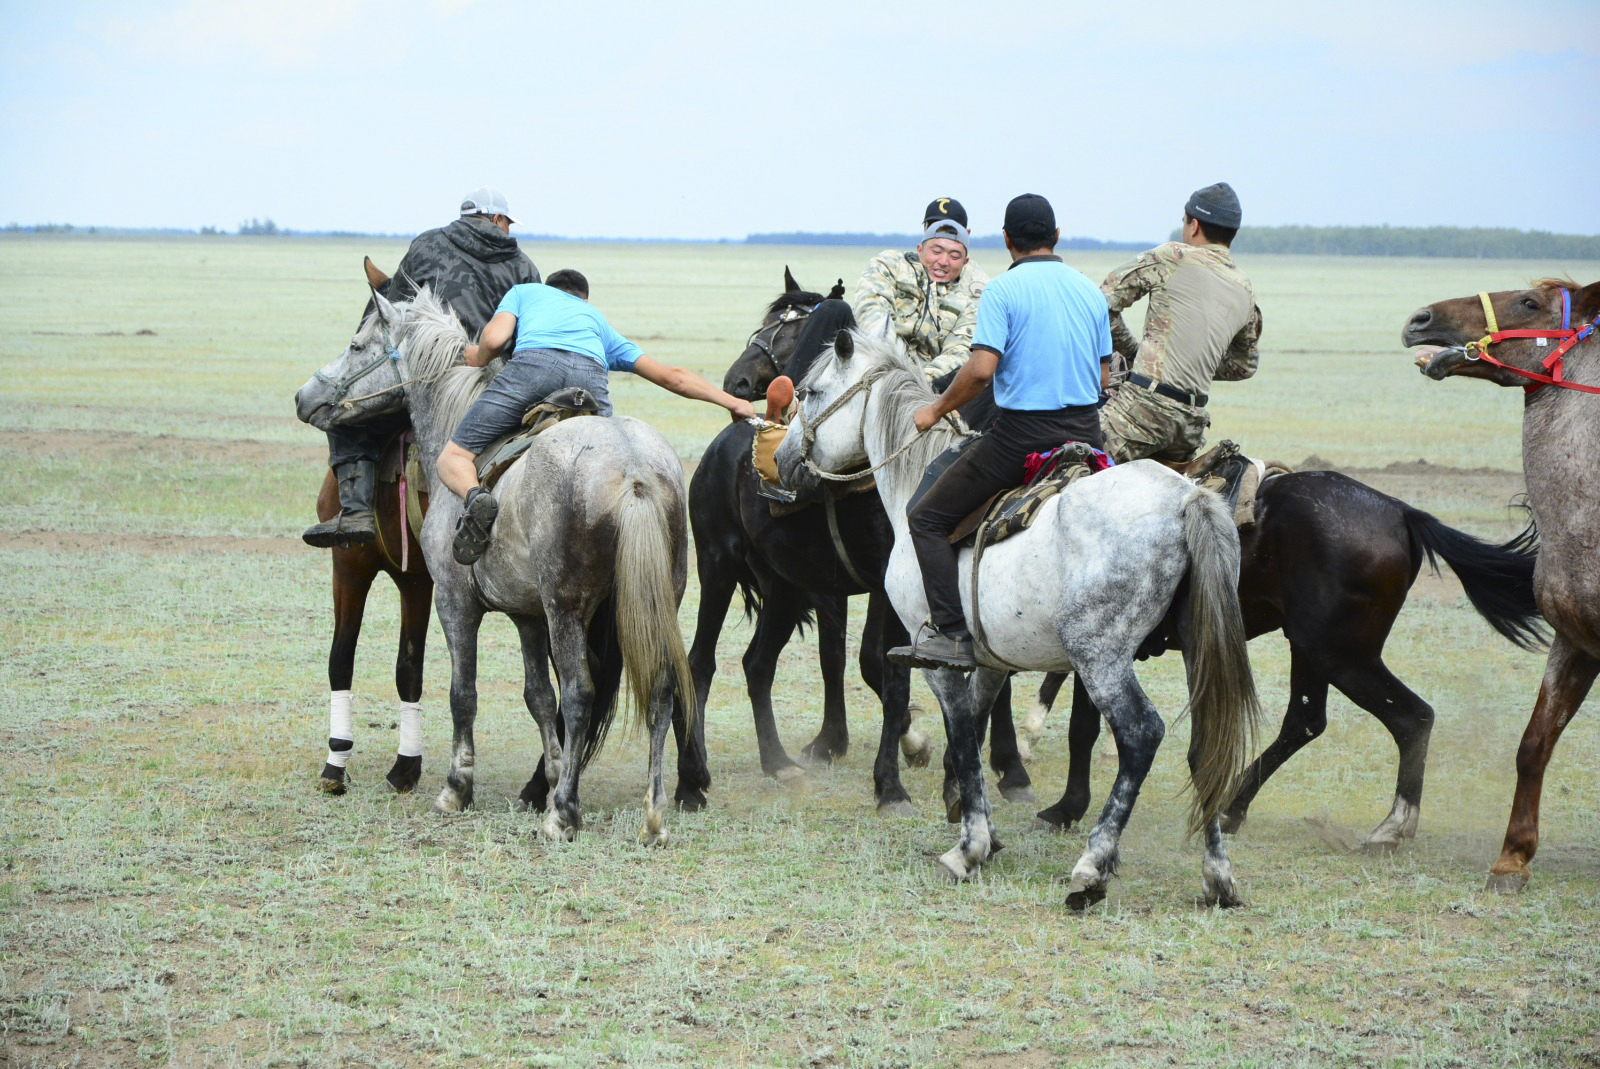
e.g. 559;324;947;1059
721;267;828;400
295;285;412;429
1403;279;1600;389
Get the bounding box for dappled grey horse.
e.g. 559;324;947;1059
296;287;694;844
775;329;1261;909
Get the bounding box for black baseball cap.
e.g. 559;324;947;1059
923;197;968;229
1003;194;1055;244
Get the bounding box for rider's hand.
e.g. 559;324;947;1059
729;399;757;422
913;403;940;433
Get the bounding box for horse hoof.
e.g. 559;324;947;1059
674;788;707;813
876;798;917;819
1000;784;1036;805
639;823;669;848
936;847;977;882
433;789;469;814
385;755;422;794
541;812;576;842
317;765;347;795
773;765;806;785
901;730;933;769
1064;878;1106;912
1358;836;1402;856
1485;869;1530;895
1204;881;1245;909
801;737;847;764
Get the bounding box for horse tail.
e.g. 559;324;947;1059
614;475;696;735
1402;505;1547;652
1178;486;1261;838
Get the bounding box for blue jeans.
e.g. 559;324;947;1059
449;348;612;454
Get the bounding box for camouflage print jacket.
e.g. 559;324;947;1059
1100;242;1260;400
854;251;988;381
379;216;540;337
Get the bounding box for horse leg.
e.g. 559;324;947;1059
544;614;596;840
743;588;808;781
641;672;677;847
681;558;738;810
988;676;1034;804
925;666;996;881
1188;744;1243;908
860;593;915;815
1487;637;1598;894
801;594;850;763
1323;656;1435;852
1221;648;1330;833
1066;665;1165;911
433;602;485;814
384;573;433;794
1036;675;1102;830
1019;670;1069;762
508;614;560;813
941;668;1011;821
320;553;376;794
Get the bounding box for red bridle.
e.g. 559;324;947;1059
1463;288;1600;395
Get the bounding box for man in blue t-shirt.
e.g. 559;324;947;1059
436;269;755;564
890;194;1113;670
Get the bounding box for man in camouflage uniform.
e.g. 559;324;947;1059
855;197;989;386
1097;182;1261;464
302;187;541;548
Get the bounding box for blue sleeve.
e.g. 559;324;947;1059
600;320;642;372
1096;296;1112;358
971;279;1009;354
495;286;523;317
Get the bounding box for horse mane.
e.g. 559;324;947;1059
802;327;964;479
767;288;824;318
392;286;503;435
1532;276;1579;292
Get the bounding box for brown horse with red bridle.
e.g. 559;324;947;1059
1404;277;1600;892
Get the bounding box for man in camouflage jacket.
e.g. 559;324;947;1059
302;187;540;548
854;197;989;385
1098;182;1261;464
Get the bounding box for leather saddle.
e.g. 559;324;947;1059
474;387;601;490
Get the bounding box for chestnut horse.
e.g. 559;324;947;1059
312;434;433;796
1405;277;1600;892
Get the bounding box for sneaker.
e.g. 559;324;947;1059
888;623;976;670
451;488;499;565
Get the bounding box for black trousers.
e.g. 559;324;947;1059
326;411;412;468
908;406;1103;634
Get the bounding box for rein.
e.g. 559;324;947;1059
329;319;467;409
1457;289;1600;395
797;366;969;482
742;305;813;377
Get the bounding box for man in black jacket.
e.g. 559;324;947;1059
302;188;540;548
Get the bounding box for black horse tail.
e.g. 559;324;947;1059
1402;505;1547;652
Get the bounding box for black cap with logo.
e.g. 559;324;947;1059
923;197;968;229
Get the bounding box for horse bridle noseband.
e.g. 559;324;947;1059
313;320;404;406
1454;288;1600;395
742;306;813;378
795;365;968;482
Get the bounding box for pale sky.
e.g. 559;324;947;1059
2;0;1597;241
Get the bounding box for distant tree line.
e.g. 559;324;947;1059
745;231;1150;251
1207;225;1600;259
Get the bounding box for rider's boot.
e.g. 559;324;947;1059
302;459;379;549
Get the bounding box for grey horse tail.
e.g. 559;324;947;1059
1178;485;1261;838
613;476;697;733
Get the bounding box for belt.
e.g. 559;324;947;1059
1127;372;1206;408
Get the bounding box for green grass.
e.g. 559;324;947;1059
1;236;1597;1067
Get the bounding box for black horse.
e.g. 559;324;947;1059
689;270;1032;812
1032;469;1544;850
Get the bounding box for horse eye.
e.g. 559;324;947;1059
1520;297;1540;311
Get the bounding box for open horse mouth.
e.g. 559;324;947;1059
1402;315;1472;380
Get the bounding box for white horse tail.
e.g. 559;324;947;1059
613;474;696;734
1178;485;1260;837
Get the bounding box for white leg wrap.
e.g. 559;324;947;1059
397;700;422;758
327;690;354;768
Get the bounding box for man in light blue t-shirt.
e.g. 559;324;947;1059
436;269;755;564
890;194;1113;670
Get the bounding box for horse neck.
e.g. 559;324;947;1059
861;383;957;527
396;372;457;491
1521;384;1600;566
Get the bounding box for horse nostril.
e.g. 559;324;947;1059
1407;309;1433;331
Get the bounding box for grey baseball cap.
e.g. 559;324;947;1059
460;187;517;224
921;219;971;248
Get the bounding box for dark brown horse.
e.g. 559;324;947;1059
1032;467;1544;851
314;432;434;795
1405;277;1599;891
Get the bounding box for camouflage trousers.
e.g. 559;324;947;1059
1098;384;1210;464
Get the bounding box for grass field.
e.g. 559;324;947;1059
1;235;1597;1067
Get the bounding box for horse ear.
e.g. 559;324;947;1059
363;256;390;291
784;265;801;293
371;286;398;324
1576;280;1600;321
827;278;846;300
834;329;854;361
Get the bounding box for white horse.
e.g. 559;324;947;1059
296;286;694;845
775;329;1260;909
